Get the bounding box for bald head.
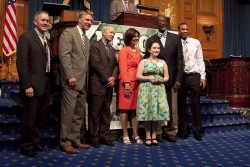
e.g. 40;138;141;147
102;26;115;43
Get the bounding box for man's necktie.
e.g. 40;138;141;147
183;41;191;71
106;43;110;58
43;36;50;72
82;34;87;54
124;1;128;11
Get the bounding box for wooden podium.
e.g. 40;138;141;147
112;12;170;29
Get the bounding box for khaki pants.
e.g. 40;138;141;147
157;87;178;136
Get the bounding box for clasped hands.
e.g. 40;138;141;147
148;76;163;84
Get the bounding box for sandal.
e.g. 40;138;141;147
132;136;143;144
123;137;131;144
152;138;159;146
145;139;152;147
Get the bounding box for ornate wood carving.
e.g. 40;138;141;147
210;58;250;108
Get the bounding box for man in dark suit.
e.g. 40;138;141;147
146;15;183;142
59;10;93;154
88;26;118;148
110;0;138;21
16;11;52;158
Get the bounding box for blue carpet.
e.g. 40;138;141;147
0;130;249;167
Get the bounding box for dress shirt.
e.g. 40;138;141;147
77;25;86;38
34;28;50;72
181;37;206;80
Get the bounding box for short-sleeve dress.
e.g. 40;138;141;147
136;59;170;121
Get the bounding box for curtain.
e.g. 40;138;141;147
223;0;250;58
28;0;63;31
28;0;112;31
90;0;112;23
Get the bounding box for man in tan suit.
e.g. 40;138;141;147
59;10;94;154
110;0;138;21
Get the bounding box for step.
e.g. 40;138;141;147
0;116;60;135
202;119;250;134
0;98;21;118
0;132;59;151
186;100;230;112
0;80;20;99
186;109;242;123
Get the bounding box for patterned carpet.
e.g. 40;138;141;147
0;130;249;167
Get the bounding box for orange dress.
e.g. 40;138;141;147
118;46;142;110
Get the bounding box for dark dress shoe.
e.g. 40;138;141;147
34;145;49;152
151;139;159;146
91;141;100;148
156;134;163;142
193;132;202;141
164;134;177;142
101;139;114;146
178;131;189;139
145;139;152;147
21;150;39;158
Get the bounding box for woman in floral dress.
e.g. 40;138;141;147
136;40;170;147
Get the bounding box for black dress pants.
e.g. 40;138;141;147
178;73;202;134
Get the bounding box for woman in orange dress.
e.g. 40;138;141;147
118;28;143;144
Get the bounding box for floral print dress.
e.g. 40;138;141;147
136;59;170;121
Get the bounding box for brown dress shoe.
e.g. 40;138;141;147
62;146;77;154
74;143;90;149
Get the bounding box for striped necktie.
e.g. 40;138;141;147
183;41;192;71
82;34;87;54
43;36;50;72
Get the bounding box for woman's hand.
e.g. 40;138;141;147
124;87;132;98
148;76;156;83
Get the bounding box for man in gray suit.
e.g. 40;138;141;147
59;10;94;154
88;26;118;148
110;0;138;21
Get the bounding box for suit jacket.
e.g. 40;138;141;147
110;0;138;20
146;32;184;87
59;26;90;91
88;40;118;95
118;46;141;83
16;30;53;96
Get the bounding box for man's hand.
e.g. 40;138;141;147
173;81;181;91
107;77;116;87
68;77;77;87
25;87;34;97
200;79;206;90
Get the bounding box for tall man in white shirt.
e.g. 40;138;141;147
177;23;206;141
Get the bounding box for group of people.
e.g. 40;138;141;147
16;9;206;158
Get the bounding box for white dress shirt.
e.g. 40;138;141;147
181;37;206;80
